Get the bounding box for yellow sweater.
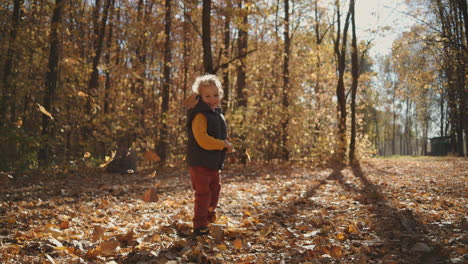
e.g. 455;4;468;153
192;113;225;150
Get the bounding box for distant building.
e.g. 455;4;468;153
429;136;452;156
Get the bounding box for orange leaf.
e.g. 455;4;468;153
37;103;54;120
142;188;159;202
234;239;243;250
99;241;119;256
77;91;88;97
60;221;70;229
144;151;161;161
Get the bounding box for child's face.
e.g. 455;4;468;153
199;84;221;109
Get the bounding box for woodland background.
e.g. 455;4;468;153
0;0;467;171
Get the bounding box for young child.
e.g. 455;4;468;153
185;74;233;236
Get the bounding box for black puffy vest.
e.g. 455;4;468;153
186;100;227;170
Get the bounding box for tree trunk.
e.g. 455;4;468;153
222;1;232;111
236;0;248;164
202;0;214;74
104;0;115;114
334;0;352;164
1;0;22;123
38;0;65;166
88;0;112;114
159;0;172;162
349;0;358;163
282;0;290;161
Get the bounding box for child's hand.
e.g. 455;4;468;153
224;140;234;153
182;93;198;109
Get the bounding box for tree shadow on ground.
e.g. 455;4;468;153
254;162;450;263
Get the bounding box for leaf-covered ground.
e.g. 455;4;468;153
1;157;467;264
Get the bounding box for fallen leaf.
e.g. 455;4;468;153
91;225;105;242
143;151;161;161
234;239;243;250
142;188;159;202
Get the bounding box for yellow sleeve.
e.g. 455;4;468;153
192;113;225;150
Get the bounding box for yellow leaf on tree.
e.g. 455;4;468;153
143;151;161;161
37;103;54;120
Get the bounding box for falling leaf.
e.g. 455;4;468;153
142;188;159;202
14;119;23;128
245;150;251;162
77;91;88;97
143;151;161;161
37;103;54;120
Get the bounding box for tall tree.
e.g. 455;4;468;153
38;0;65;166
222;0;232;111
159;0;172;162
88;0;112;114
349;0;358;163
202;0;214;74
333;0;352;164
281;0;290;161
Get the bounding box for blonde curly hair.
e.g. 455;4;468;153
191;74;224;98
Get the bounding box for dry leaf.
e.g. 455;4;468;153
77;91;88;97
83;152;91;158
143;151;161;161
37;103;54;120
234;239;243;250
91;225;105;242
99;241;119;256
142;188;159;202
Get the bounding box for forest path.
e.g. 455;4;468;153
1;157;466;263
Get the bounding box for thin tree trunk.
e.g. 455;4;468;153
282;0;290;161
159;0;172;162
88;0;112;114
222;1;231;111
349;0;358;163
38;0;65;166
104;0;115;114
334;0;352;164
202;0;214;74
236;0;248;164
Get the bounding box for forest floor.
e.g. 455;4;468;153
0;157;467;264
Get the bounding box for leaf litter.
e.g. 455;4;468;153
0;157;466;263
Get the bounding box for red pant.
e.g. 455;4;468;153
189;166;221;229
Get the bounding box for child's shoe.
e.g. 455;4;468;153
193;227;209;237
